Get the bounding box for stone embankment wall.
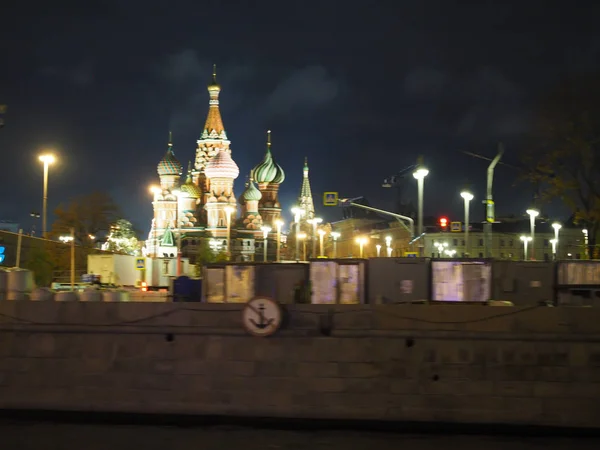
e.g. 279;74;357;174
1;302;600;429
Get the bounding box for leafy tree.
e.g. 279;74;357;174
521;74;600;258
102;219;140;255
24;246;53;287
51;191;119;245
194;239;228;276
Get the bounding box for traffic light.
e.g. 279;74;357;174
439;217;448;230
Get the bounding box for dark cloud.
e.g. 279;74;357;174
40;60;94;87
403;68;447;98
264;66;339;117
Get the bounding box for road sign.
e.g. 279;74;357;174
451;221;462;232
323;192;338;206
0;246;4;264
485;200;495;223
242;297;282;337
135;258;145;270
404;252;418;258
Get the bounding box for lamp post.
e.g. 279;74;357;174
261;226;271;262
308;217;323;259
39;153;55;239
526;208;539;260
552;222;561;260
59;230;75;290
434;241;448;258
355;236;368;258
331;231;340;258
413;162;429;255
318;229;326;257
173;190;188;276
298;232;307;261
550;238;557;258
291;207;304;261
376;244;382;257
275;219;284;262
520;235;532;261
149;185;162;257
460;190;474;257
445;249;456;258
385;235;392;257
224;205;235;260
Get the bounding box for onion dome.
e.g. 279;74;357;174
252;130;285;184
179;161;202;198
205;149;239;179
243;178;262;202
157;132;183;177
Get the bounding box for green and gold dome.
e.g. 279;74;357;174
252;130;285;184
157;133;183;177
242;177;262;202
179;162;202;198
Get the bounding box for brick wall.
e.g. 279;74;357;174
1;302;600;428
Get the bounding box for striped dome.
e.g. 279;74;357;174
243;179;262;202
253;148;285;184
204;150;240;179
157;146;182;177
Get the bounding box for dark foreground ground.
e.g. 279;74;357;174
2;422;600;450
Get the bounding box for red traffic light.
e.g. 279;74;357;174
439;217;448;228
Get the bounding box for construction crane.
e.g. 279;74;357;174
382;164;418;216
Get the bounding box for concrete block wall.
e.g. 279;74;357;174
1;302;600;429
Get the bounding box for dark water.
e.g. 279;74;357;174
2;422;600;450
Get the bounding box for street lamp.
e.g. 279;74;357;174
318;229;326;257
460;190;474;257
583;229;589;259
172;190;188;276
308;217;323;258
298;232;307;261
261;226;271;262
385;235;393;257
413;162;429;246
434;241;448;257
59;228;75;290
355;236;368;258
291;206;304;261
149;185;162;257
224;205;235;260
520;235;532;261
445;249;456;257
39;153;56;239
526;208;539;260
331;231;340;258
275;219;284;261
376;244;382;257
550;238;558;259
552;222;561;259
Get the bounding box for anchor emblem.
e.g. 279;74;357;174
248;303;275;329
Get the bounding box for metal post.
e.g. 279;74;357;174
276;226;281;262
176;202;181;276
311;221;317;258
417;177;424;238
464;197;470;257
263;237;268;262
484;144;504;258
530;215;536;260
70;227;75;291
15;229;23;268
226;211;232;260
295;216;301;261
333;239;337;258
42;162;49;239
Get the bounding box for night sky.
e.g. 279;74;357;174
1;1;598;235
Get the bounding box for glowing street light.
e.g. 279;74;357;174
172;190;188;276
308;217;323;258
355;236;368;258
275;218;284;262
298;232;307;261
552;222;562;259
526;208;539;260
39;153;56;239
291;206;305;261
224;205;235;260
385;235;393;257
445;249;456;258
550;238;558;258
317;228;326;257
520;235;532;261
261;226;271;262
376;244;382;257
60;228;75;290
331;231;340;258
460;190;474;256
413;161;429;245
434;241;448;257
583;228;589;259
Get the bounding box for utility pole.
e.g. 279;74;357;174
0;105;6;129
483;144;504;258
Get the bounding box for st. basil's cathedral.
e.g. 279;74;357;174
144;67;315;262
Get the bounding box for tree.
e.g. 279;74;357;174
102;219;140;255
24;246;53;287
194;239;228;276
51;191;119;244
521;74;600;258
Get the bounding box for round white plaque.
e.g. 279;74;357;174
242;297;282;337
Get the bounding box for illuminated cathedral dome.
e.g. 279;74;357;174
242;178;262;202
252;130;285;184
157;134;182;177
205;149;239;179
179;162;201;198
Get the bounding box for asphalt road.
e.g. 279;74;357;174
2;422;600;450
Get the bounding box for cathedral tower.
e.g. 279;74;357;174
252;130;285;228
298;157;315;220
204;148;239;238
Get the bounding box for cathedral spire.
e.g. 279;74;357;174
202;65;226;138
267;129;272;149
168;130;173;148
299;157;315;220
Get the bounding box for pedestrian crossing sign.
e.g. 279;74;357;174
135;258;145;270
323;192;338;206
